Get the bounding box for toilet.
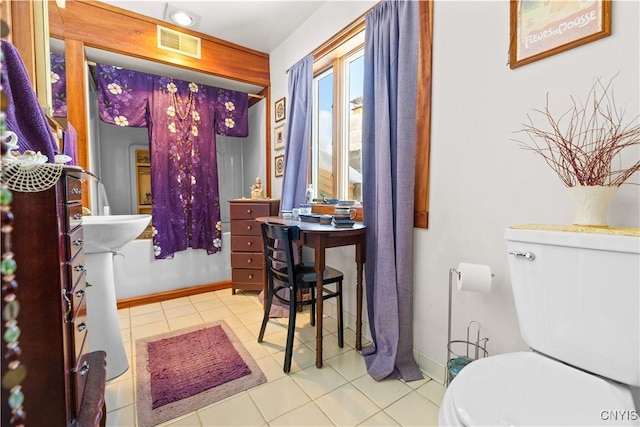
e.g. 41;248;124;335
439;227;640;426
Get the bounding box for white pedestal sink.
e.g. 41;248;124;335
82;214;151;380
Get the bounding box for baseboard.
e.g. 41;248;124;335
116;281;232;309
415;350;447;385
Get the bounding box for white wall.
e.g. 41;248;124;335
269;0;640;382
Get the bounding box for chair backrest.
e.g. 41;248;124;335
261;221;301;292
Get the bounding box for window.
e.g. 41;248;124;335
308;3;432;227
311;32;365;203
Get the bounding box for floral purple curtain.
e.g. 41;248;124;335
50;53;67;118
95;64;249;259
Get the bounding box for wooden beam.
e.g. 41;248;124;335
414;1;433;229
48;0;269;88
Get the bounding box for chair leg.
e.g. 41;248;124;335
258;286;273;343
283;288;297;373
310;286;316;327
337;280;344;348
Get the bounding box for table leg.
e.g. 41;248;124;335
314;245;325;368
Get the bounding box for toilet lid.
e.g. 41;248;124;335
448;352;637;426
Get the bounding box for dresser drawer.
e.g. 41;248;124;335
232;268;263;285
72;298;88;364
67;251;86;290
231;219;261;236
66;203;83;232
230;203;273;220
65;175;83;202
231;252;264;269
66;226;85;260
231;235;263;252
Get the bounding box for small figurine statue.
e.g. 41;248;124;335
250;177;265;199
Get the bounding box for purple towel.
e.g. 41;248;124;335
63;122;78;165
1;40;58;162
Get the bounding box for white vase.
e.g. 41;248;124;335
568;185;618;227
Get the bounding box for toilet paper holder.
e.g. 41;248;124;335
446;267;490;386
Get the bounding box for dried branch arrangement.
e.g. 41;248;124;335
514;76;640;187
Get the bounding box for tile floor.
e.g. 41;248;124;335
105;289;444;426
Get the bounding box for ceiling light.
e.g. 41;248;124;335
163;4;201;29
171;11;193;26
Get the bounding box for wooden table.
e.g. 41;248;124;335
255;217;366;368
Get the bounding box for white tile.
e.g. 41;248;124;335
314;383;380;426
358;411;401;426
161;413;202;426
105;403;135;427
160;296;193;309
105;378;134;411
291;364;347;400
416;379;445;406
188;291;220;303
167;312;205;331
270;401;334;426
198;392;266;426
254;354;288;382
130;310;166;327
130;320;170;340
164;303;198;319
326;349;368;382
351;375;412;409
118;315;130;330
383;391;439;427
130;302;162;316
248;376;311;422
193;297;226;312
198;306;234;322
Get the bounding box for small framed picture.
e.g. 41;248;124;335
275;97;286;122
274;123;285;151
274;154;285;177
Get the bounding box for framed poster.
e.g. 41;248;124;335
275;97;286;122
274;123;285;150
274;154;285;177
509;0;611;69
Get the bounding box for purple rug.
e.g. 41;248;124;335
136;321;266;426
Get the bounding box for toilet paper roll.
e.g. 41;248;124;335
457;262;492;293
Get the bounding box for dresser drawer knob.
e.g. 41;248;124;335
74;239;84;246
77;322;87;332
248;274;254;279
76;289;85;298
247;259;252;264
247;241;252;247
246;209;252;214
74;265;86;272
71;188;82;195
246;225;252;230
72;213;83;220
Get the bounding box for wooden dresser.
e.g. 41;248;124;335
1;169;106;426
229;199;280;294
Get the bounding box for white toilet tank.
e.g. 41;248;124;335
506;227;640;387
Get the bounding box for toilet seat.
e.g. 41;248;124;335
439;351;637;426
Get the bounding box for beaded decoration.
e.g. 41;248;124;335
1;36;27;426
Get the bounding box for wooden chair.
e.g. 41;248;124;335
258;221;344;373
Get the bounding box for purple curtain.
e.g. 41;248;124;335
281;55;313;211
50;52;67;118
96;64;248;259
361;0;422;381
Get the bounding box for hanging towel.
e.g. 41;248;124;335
63;122;78;165
0;40;58;162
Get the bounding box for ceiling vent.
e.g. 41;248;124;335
157;25;201;59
